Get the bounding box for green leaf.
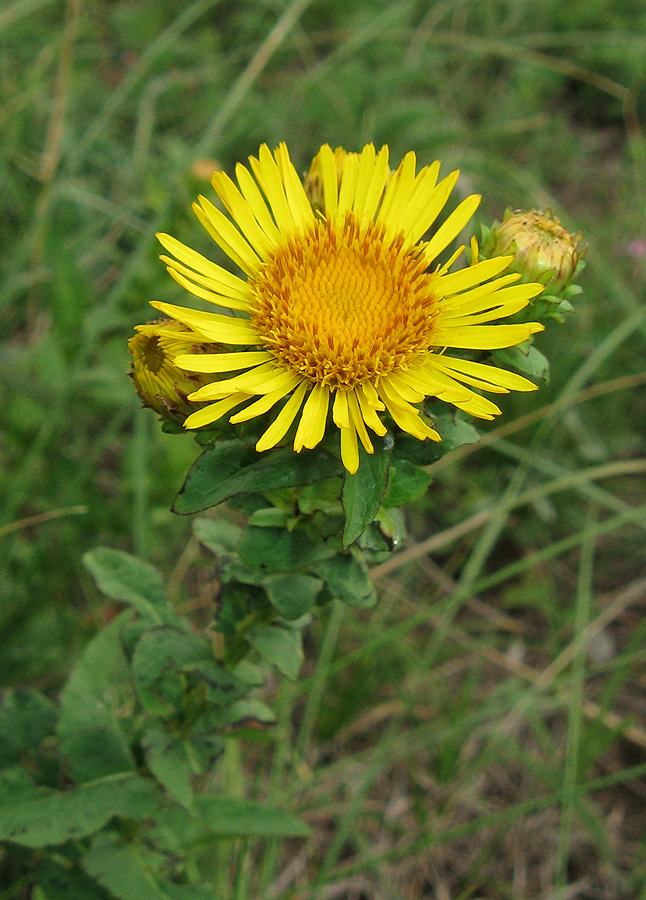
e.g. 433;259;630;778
263;573;323;620
196;795;310;838
247;508;293;528
193;517;242;557
238;526;331;573
383;460;431;507
492;344;550;383
0;773;161;847
173;440;341;514
83;831;171;900
83;549;173;624
58;613;136;782
433;413;481;450
221;698;276;728
342;440;391;547
0;689;56;767
315;552;376;608
143;729;194;809
131;626;212;717
247;625;304;680
35;856;110;900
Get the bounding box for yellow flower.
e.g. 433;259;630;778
150;143;544;473
128;318;221;423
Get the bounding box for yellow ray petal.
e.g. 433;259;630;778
165;266;251;313
440;274;521;313
234;366;301;397
211;170;275;259
230;377;300;424
156;233;252;301
443;282;544;319
150;302;259;345
347;390;374;454
340;423;359;474
184;393;250;429
161;255;251;308
376;150;417;234
438;257;515;297
256;381;308;452
318;144;339;218
249;144;294;237
294;384;330;451
445;296;536;327
188;362;276;402
429;361;510;394
423;193;481;265
351;144;376;223
378;380;439;441
360;145;390;226
402;168;458;247
175;351;272;374
456;392;501;419
193;196;261;277
355;384;387;435
360;379;385;410
431;322;544;350
386;371;425;404
437;355;538;392
336;152;359;225
235;162;282;245
400;366;473;403
435;244;466;277
275;143;316;231
390;160;441;239
332;389;350;429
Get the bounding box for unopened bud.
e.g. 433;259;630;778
486;209;585;294
128;318;221;423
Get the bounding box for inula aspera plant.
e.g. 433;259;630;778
0;142;584;899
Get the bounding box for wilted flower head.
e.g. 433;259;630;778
128;318;221;423
485;209;585;294
147;143;546;473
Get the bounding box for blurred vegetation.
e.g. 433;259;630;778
2;0;646;896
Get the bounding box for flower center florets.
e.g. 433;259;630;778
251;214;441;389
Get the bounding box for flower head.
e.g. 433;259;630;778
128;318;221;423
485;209;585;294
150;143;544;473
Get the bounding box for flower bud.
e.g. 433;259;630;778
486;209;585;294
128;318;221;424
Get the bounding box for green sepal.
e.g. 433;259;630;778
173;440;341;514
342;439;392;547
492;343;550;383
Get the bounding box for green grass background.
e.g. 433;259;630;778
2;0;646;896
